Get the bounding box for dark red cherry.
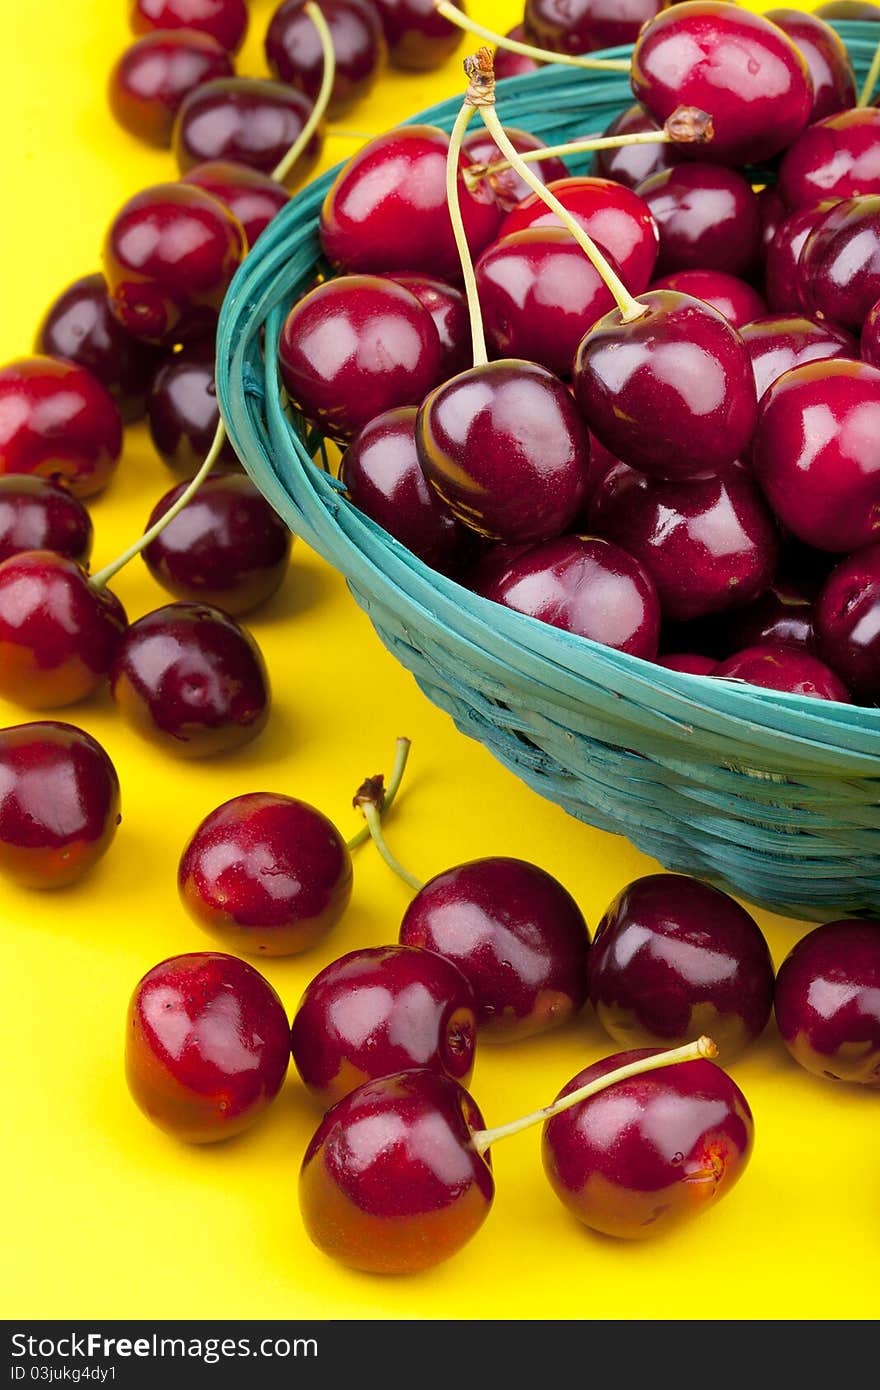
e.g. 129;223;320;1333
635;164;761;277
572;291;758;480
147;340;239;474
477;535;661;658
740;314;857;400
125;951;290;1144
815;0;880;17
815;543;880;701
279;276;444;444
0;553;127;709
592;104;679;192
474;229;620;379
178;792;352;955
498;177;659;295
752;359;880;552
799;196;880;331
110;602;270;756
765;9;857;122
778;108;880;211
319;125;502;279
715;578;816;655
339;406;468;573
266;0;385;115
757;185;787;256
0;477;92;567
415;360;590;544
713;643;850;701
109;29;233;147
461;127;569;215
774;919;880;1086
650;270;766;328
129;0;249;53
181;161;290;248
656;652;717;674
371;0;463;70
0;721;120;888
290;946;478;1107
143;473;292;614
631;2;812;167
35;273;160;423
588;874;774;1060
0;357;122;498
591;463;778;623
542;1048;754;1239
494;24;542;79
399;856;591;1040
103;182;246;346
173;78;322;190
861;296;880;365
764;202;838;315
525;0;664;53
383;274;470;379
300;1070;493;1272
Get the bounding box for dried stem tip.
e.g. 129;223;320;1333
665;106;714;144
464;47;496;106
353;774;385;812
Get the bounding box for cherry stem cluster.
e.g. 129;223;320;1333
433;0;631;73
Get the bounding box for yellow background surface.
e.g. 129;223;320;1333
2;0;876;1323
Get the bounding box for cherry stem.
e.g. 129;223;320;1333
471;1036;719;1156
346;736;411;851
272;1;335;181
447;98;486;365
858;34;880;105
432;0;631;73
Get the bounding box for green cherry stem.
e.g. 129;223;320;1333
447;97;486;366
471;1036;719;1156
351;763;425;891
272;2;335;181
858;32;880;106
433;0;631;73
346;736;412;852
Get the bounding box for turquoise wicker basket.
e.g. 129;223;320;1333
216;22;880;923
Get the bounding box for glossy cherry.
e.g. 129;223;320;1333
129;0;249;53
741;314;857;400
279;275;444;444
713;644;850;701
173;78;321;189
764;203;838;315
0;477;92;567
525;0;664;53
110;602;270;756
35;273;160;423
588;874;774;1059
109;29;233;147
147;340;239;474
319;125;502;279
774;919;880;1086
778;108;880;211
635;164;761;277
399;857;590;1040
815;543;880;701
181;161;290;248
0;721;121;888
178;792;352;955
592;104;678;192
649;271;766;328
542;1048;754;1239
461;127;568;215
758;186;787;256
290;945;478;1107
799;196;880;331
371;0;463;70
656;652;718;674
861;296;880;365
0;357;122;498
125;951;290;1144
103;182;246;346
765;9;856;123
383;274;470;379
493;24;542;80
714;578;815;655
266;0;385;115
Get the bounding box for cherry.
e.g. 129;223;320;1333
572;291;758;480
757;186;787;256
713;644;850;701
590;462;779;623
778;108;880;211
588;874;774;1060
741;314;857;400
147;340;239;474
774;919;880;1086
542;1046;754;1239
765;9;857;123
764;203;838;315
383;274;470;379
861;295;880;365
592;104;678;192
109;29;233;147
799;196;880;331
476;534;661;658
461;127;568;214
635;164;761;278
102;182;246;347
752;359;880;552
319;125;502;279
178;792;352;955
110;602;270;756
129;0;249;53
474;228;620;379
815;542;880;701
35;273;160;423
649;270;767;328
0;721;121;888
279;275;444;444
0;357;122;499
290;945;478;1106
0;477;92;567
715;578;816;655
656;652;718;674
339;406;468;573
631;2;812;167
371;0;463;70
399;856;590;1040
125;951;290;1143
173;78;322;189
181;161;290;248
493;25;542;79
143;472;293;614
0;552;127;709
266;0;385;116
525;0;664;54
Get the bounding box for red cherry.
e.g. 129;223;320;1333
147;340;239;474
178;792;352;955
125;952;290;1144
649;270;767;328
799;196;880;331
371;0;464;71
525;0;665;53
181;161;290;248
757;185;787;256
656;652;718;674
173;77;322;189
592;104;679;192
778;108;880;211
290;945;478;1106
108;29;233;147
714;578;816;655
129;0;249;53
0;721;121;888
0;477;92;567
764;202;839;315
0;357;122;498
494;24;542;80
382;274;470;379
774;920;880;1086
635;163;761;277
713;643;850;701
266;0;386;116
461;127;569;214
861;295;880;365
765;9;857;123
815;542;880;701
740;314;857;400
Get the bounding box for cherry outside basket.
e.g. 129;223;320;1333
216;21;880;922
